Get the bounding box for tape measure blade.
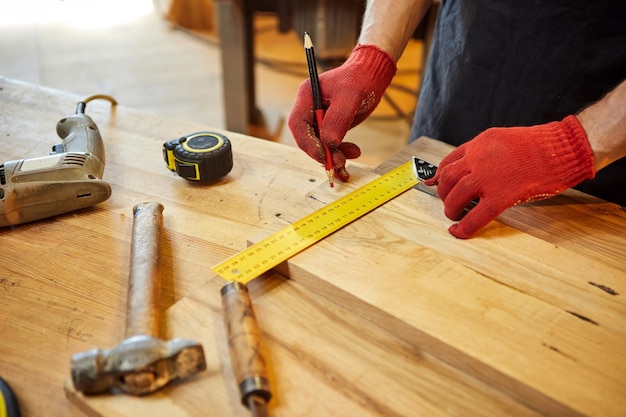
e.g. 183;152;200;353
211;161;418;283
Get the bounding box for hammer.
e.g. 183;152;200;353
70;202;206;395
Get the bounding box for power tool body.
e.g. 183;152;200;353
0;98;114;227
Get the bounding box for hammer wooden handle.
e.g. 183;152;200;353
126;202;164;338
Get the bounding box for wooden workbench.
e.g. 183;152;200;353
1;77;625;417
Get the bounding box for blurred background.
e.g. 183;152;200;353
0;0;430;166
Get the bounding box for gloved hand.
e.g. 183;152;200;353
288;44;396;181
424;115;596;239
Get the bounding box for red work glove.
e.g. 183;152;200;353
288;44;396;181
424;115;596;239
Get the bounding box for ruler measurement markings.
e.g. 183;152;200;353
212;161;418;283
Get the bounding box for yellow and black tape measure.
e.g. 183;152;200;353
212;160;419;284
0;376;20;417
163;132;233;182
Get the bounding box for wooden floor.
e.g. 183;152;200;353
0;1;424;167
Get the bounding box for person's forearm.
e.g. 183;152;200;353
359;0;433;61
577;79;626;171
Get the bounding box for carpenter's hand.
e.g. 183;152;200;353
288;44;396;181
424;116;596;238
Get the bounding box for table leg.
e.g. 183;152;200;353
215;0;257;133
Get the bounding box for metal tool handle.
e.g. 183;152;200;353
125;202;164;338
221;281;271;408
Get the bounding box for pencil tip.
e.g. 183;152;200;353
326;169;334;187
304;32;313;48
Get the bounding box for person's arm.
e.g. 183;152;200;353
359;0;433;61
577;79;626;172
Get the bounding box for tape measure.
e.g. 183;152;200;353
0;377;21;417
212;160;419;284
163;132;233;182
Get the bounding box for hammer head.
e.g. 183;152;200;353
71;335;206;395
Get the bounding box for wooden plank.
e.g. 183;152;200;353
68;139;625;416
245;161;626;417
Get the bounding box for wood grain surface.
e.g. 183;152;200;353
252;142;626;417
67;274;545;417
0;77;323;416
69;134;625;416
3;77;625;417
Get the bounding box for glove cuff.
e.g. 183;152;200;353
554;115;596;186
348;44;397;86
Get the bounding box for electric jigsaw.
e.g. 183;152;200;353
0;95;116;227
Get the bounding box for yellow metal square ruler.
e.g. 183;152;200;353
212;159;428;284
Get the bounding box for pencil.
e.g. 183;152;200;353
304;32;334;187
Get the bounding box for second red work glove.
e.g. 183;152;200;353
288;44;396;181
424;115;596;239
